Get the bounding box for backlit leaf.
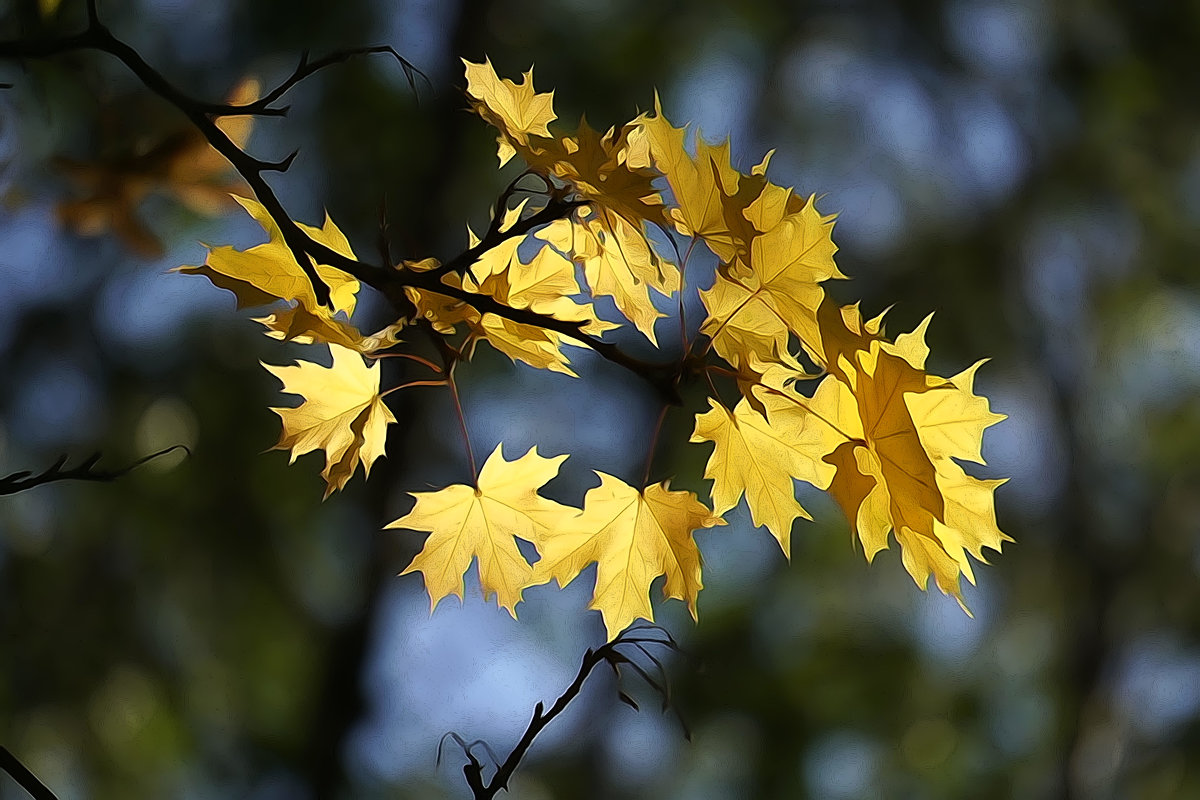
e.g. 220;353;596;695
263;345;395;497
389;444;577;616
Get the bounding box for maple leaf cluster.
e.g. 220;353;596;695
183;59;1010;639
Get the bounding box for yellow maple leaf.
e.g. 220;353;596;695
466;228;616;337
463;58;557;168
742;176;798;235
811;296;890;382
904;359;1005;464
699;197;841;367
463;61;666;228
179;195;360;314
699;266;802;371
552;117;668;230
690;393;836;556
472;314;580;376
627;98;801;264
388;444;576;616
262;344;395;497
539;211;678;344
627;99;745;259
462;63;681;344
775;322;1008;609
530;475;725;639
406;235;615;376
253;306;403;355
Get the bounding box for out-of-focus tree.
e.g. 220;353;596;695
2;1;1199;799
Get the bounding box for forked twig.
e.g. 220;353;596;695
0;445;189;496
0;3;689;403
200;45;426;118
443;625;687;799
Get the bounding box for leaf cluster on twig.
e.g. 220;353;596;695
0;5;681;401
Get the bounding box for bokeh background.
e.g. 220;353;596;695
3;0;1200;797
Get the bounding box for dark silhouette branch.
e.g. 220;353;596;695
0;4;685;402
200;45;425;117
0;445;188;496
431;197;590;281
447;626;684;799
0;745;60;800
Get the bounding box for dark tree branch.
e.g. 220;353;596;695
447;626;683;799
431;195;590;281
193;45;425;118
0;745;60;800
430;170;559;279
0;446;188;496
0;2;685;400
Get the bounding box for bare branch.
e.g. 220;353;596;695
0;7;685;401
197;45;426;118
445;627;685;799
0;746;59;800
430;194;589;280
0;445;189;496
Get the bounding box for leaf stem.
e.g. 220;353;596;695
702;365;726;409
379;380;447;398
641;404;670;489
447;366;478;484
677;237;698;353
371;351;444;373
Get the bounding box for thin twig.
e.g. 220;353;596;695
0;445;189;496
0;746;61;800
200;45;426;117
448;627;684;799
0;3;685;400
429;195;590;280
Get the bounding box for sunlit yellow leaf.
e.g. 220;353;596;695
254;306;402;354
690;394;836;555
463;58;557;167
792;321;1009;608
179;196;360;314
389;444;577;616
627;99;743;259
700;196;840;366
263;344;395;497
552;117;667;229
904;360;1006;465
468;237;616;337
530;475;725;639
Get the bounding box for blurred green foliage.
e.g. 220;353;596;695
3;0;1200;798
